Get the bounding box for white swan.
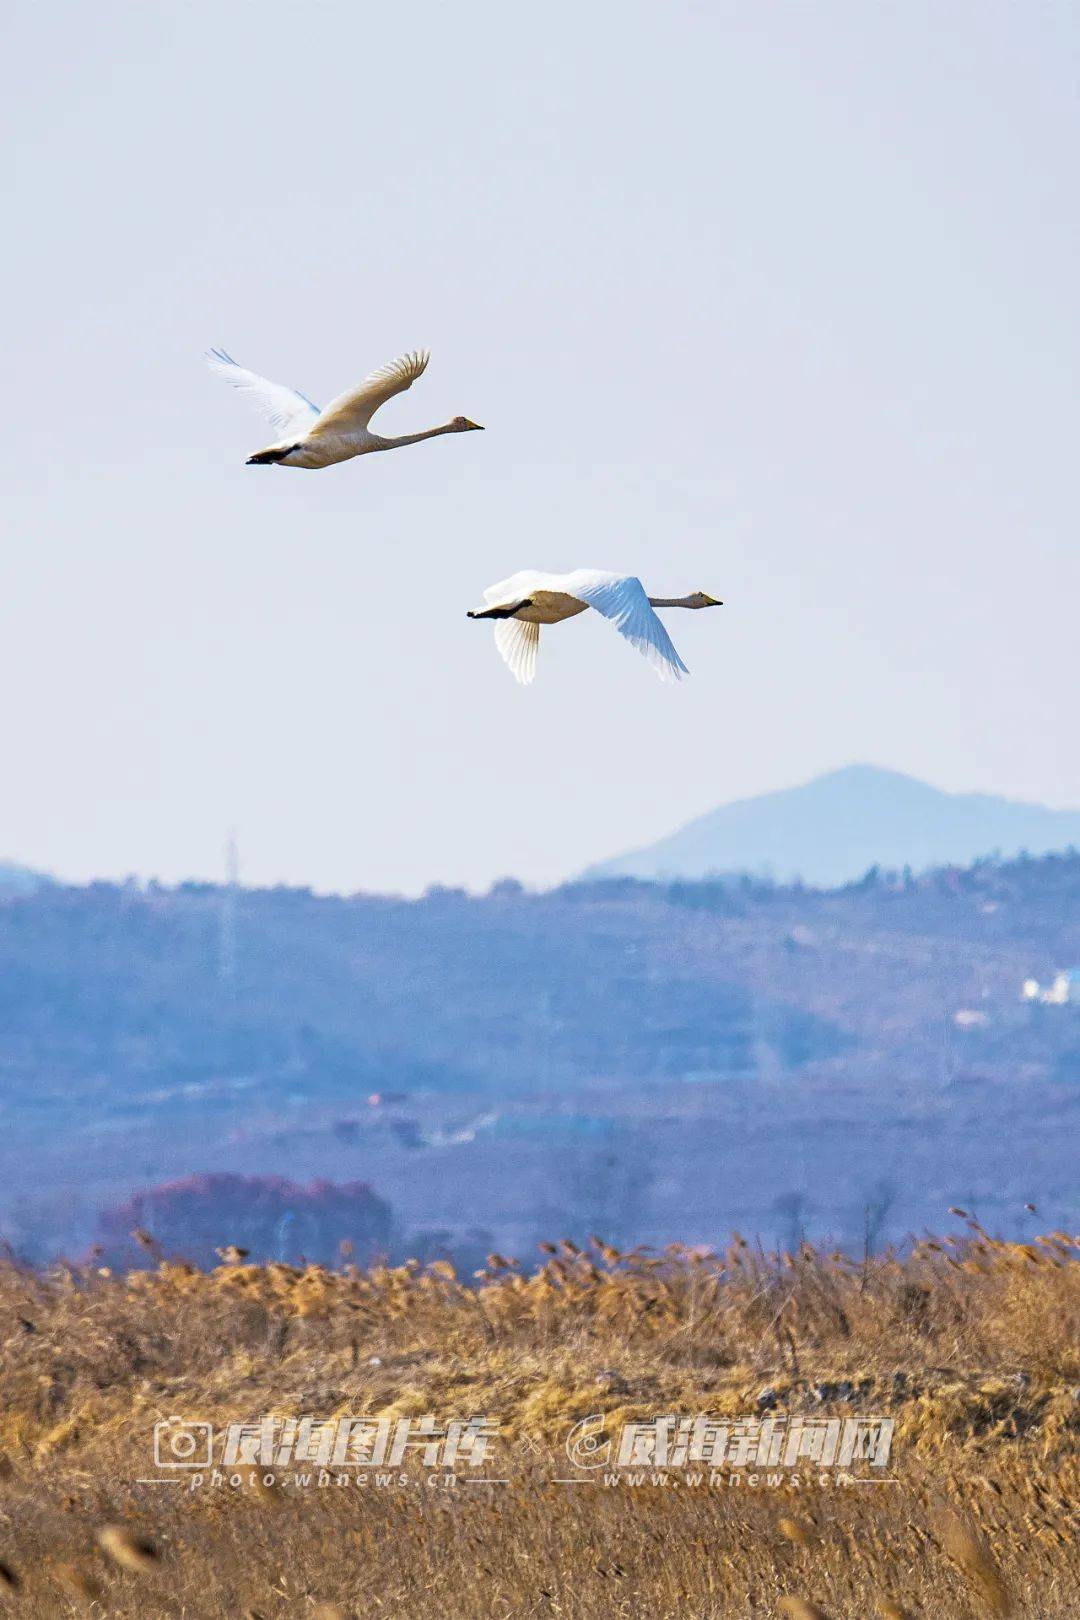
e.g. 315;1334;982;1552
468;570;722;684
205;348;483;469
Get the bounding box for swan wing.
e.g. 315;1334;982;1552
311;349;431;435
567;570;690;681
494;619;540;685
205;349;320;436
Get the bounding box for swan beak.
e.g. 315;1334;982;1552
703;594;723;607
462;419;484;431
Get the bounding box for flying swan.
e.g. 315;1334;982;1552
205;348;483;469
468;569;722;684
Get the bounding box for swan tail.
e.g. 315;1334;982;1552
246;444;300;466
467;599;533;620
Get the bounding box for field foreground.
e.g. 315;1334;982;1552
0;1226;1077;1617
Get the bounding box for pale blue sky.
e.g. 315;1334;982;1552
3;1;1079;893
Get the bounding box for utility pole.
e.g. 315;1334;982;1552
219;828;239;990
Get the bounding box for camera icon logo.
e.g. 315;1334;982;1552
154;1417;214;1469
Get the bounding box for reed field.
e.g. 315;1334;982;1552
0;1222;1076;1617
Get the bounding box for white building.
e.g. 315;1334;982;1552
1022;970;1080;1006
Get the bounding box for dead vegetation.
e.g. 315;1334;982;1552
0;1222;1076;1616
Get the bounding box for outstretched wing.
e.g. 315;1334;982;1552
311;350;431;436
567;571;689;681
494;619;540;685
204;349;321;437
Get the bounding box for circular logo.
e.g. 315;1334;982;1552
168;1428;199;1460
565;1415;612;1470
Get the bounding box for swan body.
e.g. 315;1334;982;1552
205;348;483;469
468;569;721;684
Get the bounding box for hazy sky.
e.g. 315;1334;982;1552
4;1;1079;894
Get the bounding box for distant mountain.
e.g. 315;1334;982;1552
581;764;1080;888
0;862;47;897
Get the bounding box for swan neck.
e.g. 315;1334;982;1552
381;423;456;449
647;594;696;609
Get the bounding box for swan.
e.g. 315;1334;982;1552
468;569;722;684
205;348;483;469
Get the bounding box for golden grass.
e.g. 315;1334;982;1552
0;1225;1075;1616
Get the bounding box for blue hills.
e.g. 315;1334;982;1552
581;764;1080;889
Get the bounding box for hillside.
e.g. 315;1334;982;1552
0;861;47;897
1;850;1080;1262
582;764;1080;886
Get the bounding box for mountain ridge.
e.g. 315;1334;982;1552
581;764;1080;888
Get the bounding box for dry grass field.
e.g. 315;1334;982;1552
0;1222;1076;1617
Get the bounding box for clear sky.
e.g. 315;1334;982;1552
3;1;1079;894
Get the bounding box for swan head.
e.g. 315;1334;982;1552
690;591;723;608
451;416;484;432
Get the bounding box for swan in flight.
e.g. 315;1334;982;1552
468;569;722;684
205;348;483;469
